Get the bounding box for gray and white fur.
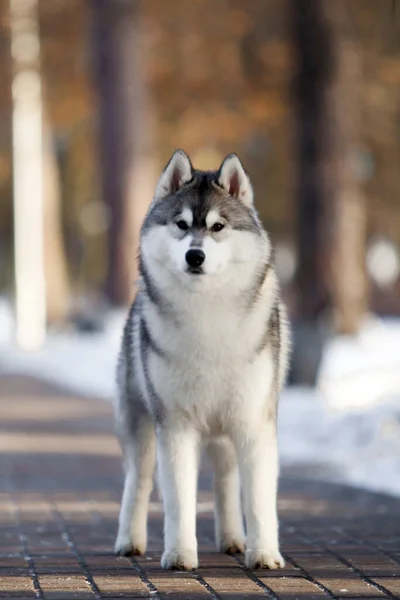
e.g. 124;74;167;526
114;150;290;570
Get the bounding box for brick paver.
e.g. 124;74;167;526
1;374;399;599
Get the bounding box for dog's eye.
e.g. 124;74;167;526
211;223;225;233
176;220;189;231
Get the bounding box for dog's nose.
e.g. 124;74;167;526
185;248;205;268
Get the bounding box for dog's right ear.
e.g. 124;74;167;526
154;150;194;201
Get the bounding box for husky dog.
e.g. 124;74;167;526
114;150;290;571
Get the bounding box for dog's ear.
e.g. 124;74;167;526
217;154;253;207
154;150;194;200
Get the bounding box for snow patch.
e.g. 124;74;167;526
279;387;400;497
0;306;125;400
318;315;400;410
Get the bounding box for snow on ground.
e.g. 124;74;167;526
318;314;400;411
0;306;125;399
279;387;400;497
0;298;399;498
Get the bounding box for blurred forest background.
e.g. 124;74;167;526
1;0;400;382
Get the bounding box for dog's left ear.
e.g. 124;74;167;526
217;154;253;207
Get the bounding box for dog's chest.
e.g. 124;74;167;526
145;299;274;425
152;295;260;361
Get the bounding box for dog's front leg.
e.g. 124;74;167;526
157;421;199;570
234;419;284;570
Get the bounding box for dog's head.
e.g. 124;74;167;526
140;150;270;286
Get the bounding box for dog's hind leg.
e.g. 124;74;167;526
114;416;156;556
207;437;245;554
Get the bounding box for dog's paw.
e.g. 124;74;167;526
161;548;198;570
114;536;146;557
245;548;285;570
218;535;245;555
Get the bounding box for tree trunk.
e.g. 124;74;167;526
327;3;368;334
91;0;156;307
10;0;47;350
289;0;367;384
42;117;71;324
291;0;336;322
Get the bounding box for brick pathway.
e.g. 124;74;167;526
1;374;400;600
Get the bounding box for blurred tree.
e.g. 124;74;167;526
0;2;13;291
42;117;71;323
10;0;70;349
290;0;367;383
91;0;156;306
38;0;103;306
328;2;368;335
291;0;335;322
